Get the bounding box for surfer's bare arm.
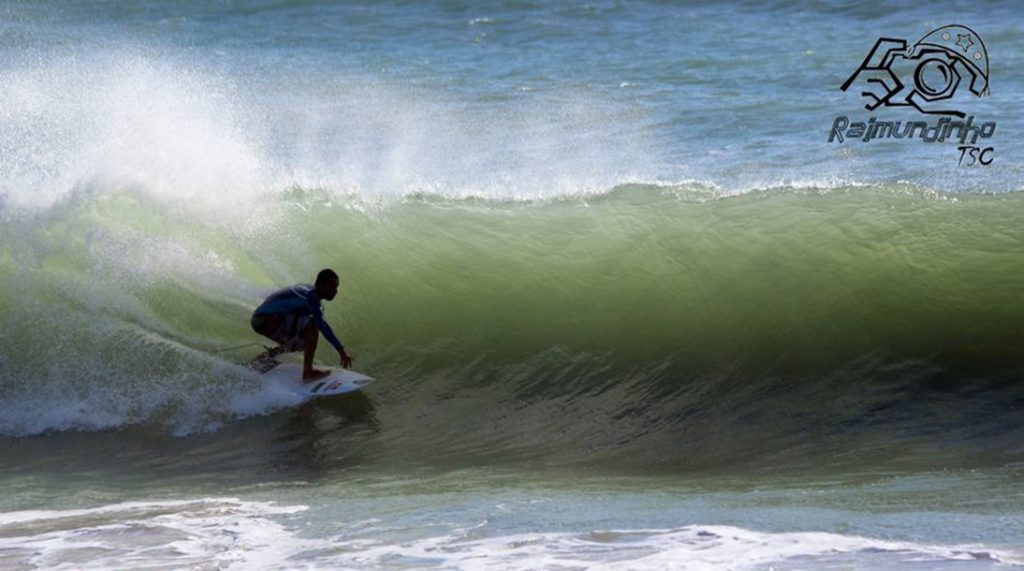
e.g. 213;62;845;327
306;296;346;352
340;349;353;369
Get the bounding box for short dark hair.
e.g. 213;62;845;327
315;268;339;286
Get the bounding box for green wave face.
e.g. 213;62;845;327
1;183;1022;470
297;184;1023;369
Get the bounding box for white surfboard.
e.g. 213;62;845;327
261;363;374;399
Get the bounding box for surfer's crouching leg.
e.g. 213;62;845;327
302;319;329;381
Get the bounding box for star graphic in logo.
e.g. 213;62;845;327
956;33;974;52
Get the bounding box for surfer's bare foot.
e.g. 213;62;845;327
302;368;330;382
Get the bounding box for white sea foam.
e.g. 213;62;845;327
0;48;659;215
0;353;320;438
330;525;1021;570
0;499;309;570
0;53;266;213
2;502;1018;570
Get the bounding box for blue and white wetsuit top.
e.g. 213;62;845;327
254;284;344;352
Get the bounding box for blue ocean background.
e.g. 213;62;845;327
0;1;1022;569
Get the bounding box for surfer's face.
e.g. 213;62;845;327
319;278;339;301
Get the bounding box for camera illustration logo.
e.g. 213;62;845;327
841;24;989;118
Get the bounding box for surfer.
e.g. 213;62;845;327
250;269;354;381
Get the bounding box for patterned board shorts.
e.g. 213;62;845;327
251;313;311;353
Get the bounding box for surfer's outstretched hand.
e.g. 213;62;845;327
340;349;354;369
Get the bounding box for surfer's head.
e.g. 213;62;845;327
315;268;340;301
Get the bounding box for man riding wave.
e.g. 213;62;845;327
250;268;354;381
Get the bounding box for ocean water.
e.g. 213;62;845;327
1;1;1023;569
